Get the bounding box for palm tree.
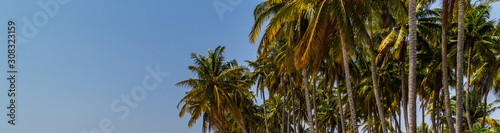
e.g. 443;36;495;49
446;2;500;130
177;46;253;133
375;0;439;131
366;6;389;133
464;2;498;130
249;0;369;131
247;56;271;133
249;0;316;131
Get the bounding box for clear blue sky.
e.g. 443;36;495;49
0;0;498;133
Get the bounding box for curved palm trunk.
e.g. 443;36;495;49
339;27;358;133
368;30;389;133
456;0;465;132
302;69;315;133
465;48;473;131
336;76;346;133
442;0;455;132
408;0;418;132
262;90;270;133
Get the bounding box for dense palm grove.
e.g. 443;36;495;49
177;0;500;132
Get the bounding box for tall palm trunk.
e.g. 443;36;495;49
313;76;318;133
299;100;303;132
262;90;270;133
336;112;340;132
482;91;488;128
399;106;402;133
290;74;296;133
465;48;473;131
393;109;401;132
408;0;418;132
439;96;443;132
287;87;290;133
432;87;439;133
339;27;358;133
302;69;314;133
456;0;465;132
442;0;455;132
336;76;346;133
368;29;389;133
282;77;286;133
368;102;373;133
400;42;409;132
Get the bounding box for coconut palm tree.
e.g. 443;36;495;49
247;56;272;133
249;0;370;131
446;2;500;130
177;46;254;133
465;3;498;130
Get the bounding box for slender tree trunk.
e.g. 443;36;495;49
400;42;409;133
299;100;302;132
336;76;346;133
456;0;465;132
441;114;444;133
408;0;418;132
432;87;439;133
368;102;373;133
282;77;286;133
482;93;488;128
336;115;340;133
368;28;389;133
339;27;358;133
442;0;456;132
422;104;425;133
233;106;248;133
302;69;315;133
465;48;473;131
313;76;318;133
439;98;443;132
287;88;290;133
399;106;402;133
441;96;444;132
290;74;296;133
394;110;401;133
262;90;270;133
